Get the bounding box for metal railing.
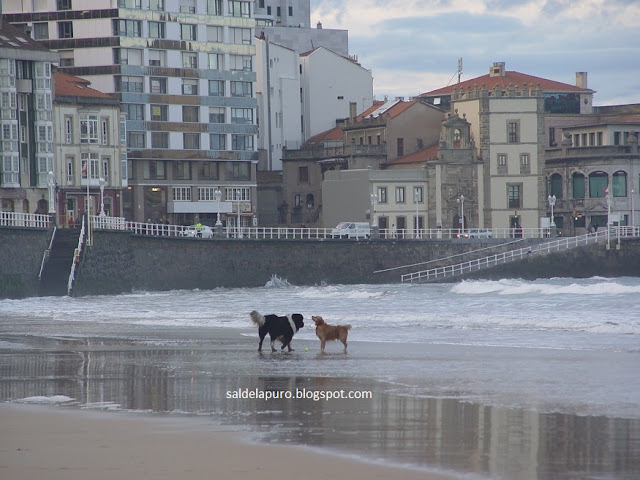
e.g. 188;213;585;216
0;211;50;228
39;226;56;279
67;217;85;296
400;228;636;284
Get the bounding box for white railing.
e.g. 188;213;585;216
0;211;50;228
400;229;636;283
67;217;85;296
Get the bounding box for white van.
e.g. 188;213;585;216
331;222;371;239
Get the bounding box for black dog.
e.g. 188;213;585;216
250;310;304;352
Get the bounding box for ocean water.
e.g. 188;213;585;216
1;276;639;479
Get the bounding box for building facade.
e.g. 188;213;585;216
5;0;259;227
0;20;58;215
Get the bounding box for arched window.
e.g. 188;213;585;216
306;193;314;209
588;171;608;197
550;173;563;198
612;171;627;197
572;172;585;199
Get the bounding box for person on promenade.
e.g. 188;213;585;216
196;222;203;238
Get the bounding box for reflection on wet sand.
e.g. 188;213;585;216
0;335;638;480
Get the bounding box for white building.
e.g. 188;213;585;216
300;47;373;143
0;19;58;215
255;37;301;170
5;0;259;227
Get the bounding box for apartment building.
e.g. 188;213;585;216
5;0;259;227
0;19;58;215
53;72;124;224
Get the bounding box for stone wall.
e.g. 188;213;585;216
0;228;51;298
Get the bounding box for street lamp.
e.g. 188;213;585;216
236;188;242;238
98;177;106;217
370;193;377;228
632;188;635;231
606;189;612;250
214;188;222;226
457;194;465;234
548;194;556;227
47;171;56;214
414;189;420;239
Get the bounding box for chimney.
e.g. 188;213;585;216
489;62;506;77
349;101;357;122
316;21;322;29
576;72;588;89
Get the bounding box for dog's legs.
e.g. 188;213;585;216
270;336;277;352
342;339;347;353
320;339;326;354
258;331;266;352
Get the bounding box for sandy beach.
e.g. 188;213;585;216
0;403;454;480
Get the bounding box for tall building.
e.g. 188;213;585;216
0;19;58;215
5;0;259;227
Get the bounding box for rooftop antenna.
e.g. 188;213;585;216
446;57;464;86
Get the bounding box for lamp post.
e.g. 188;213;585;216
236;188;242;239
632;188;635;232
606;189;612;250
547;194;556;226
457;194;465;234
414;189;420;239
370;193;377;228
47;171;56;214
98;177;106;217
214;188;222;226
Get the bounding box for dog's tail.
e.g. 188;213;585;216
343;324;352;330
250;310;265;327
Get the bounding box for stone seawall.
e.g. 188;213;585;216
1;228;639;298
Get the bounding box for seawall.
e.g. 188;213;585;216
1;228;639;298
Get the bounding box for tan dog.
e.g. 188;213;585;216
312;315;352;353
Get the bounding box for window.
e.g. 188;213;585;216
207;0;223;15
549;127;556;147
64;116;73;144
182;52;198;69
148;50;167;67
101;118;109;145
199;162;219;179
119;0;142;7
149;0;164;10
549;173;563;199
58;21;73;38
66;156;74;184
114;48;143;66
396;138;404;157
80;115;99;144
520;153;529;166
230;81;251;97
572;173;585;199
231;108;253;124
117;75;143;92
209;53;224;70
173;187;192;201
151;132;168;148
148;21;165;39
209;107;225;123
413;186;423;203
229;55;252;71
33;23;49;40
173;161;191;180
150;77;167;94
378;187;387;204
210;134;226;150
228;1;251;17
181;24;196;41
179;0;196;13
209;80;224;96
588;172;608;198
183;133;200;149
128;131;146;148
289;6;293;15
395;187;405;203
144;160;165;179
58;50;74;67
612;171;627;197
81;153;99;179
498;153;507;167
2;155;19;186
150;104;167;121
581;133;587;147
231;134;253;151
57;0;72;10
508;184;521;208
182;79;198;95
229;27;251;44
124;104;144;121
226;162;250;181
574;134;580;147
113;19;141;37
589;132;595;146
207;26;223;42
277;6;281;16
258;0;264;7
507;120;519;143
298;166;309;183
182;106;199;123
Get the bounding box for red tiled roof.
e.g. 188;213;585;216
421;70;592;97
356;99;423;121
386;143;439;165
303;126;344;147
55;72;114;99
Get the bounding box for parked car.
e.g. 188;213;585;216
459;228;493;239
331;222;371;239
180;225;214;238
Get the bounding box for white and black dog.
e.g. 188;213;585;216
250;310;304;353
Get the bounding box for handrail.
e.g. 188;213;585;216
38;226;56;279
67;217;86;296
400;230;625;283
0;211;50;228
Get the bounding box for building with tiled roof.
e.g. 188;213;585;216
0;18;58;216
53;72;125;224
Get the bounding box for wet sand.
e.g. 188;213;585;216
0;403;454;480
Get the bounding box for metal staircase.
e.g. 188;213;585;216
401;231;612;283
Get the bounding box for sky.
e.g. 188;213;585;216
309;0;640;106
